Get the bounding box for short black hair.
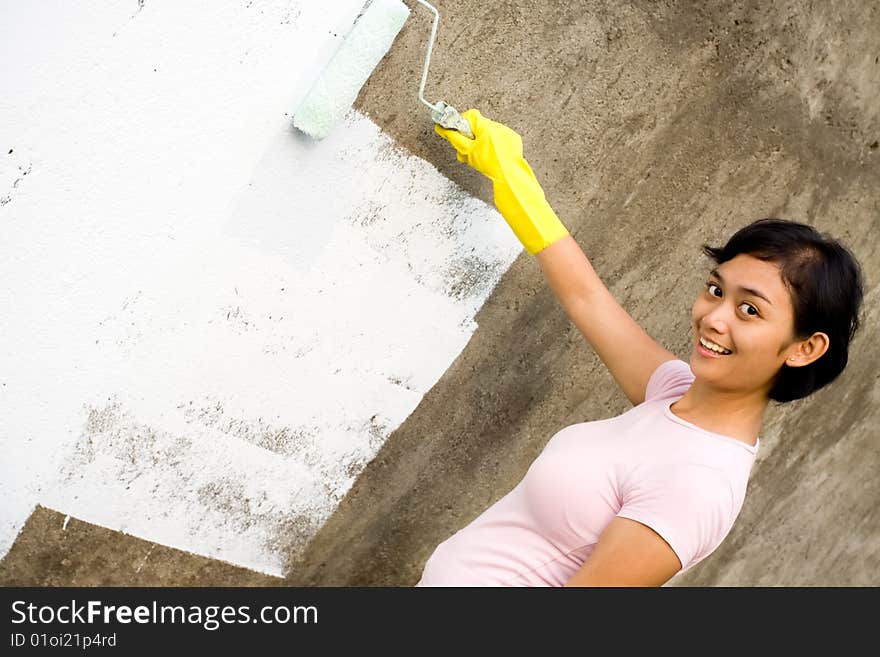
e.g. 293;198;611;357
701;218;864;403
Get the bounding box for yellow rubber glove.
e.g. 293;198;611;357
434;108;569;255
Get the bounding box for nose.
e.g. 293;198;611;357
700;302;733;336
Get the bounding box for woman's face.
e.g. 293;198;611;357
689;253;798;396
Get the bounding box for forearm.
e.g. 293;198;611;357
535;234;607;308
491;161;569;256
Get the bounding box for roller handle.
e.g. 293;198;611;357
430;101;475;140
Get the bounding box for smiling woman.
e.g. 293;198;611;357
699;219;863;404
417;109;866;587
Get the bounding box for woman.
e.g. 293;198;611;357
416;109;865;587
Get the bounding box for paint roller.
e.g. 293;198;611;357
293;0;474;141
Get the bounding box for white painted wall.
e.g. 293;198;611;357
0;0;520;575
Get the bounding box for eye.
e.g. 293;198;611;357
706;281;760;317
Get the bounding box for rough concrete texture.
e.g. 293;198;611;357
284;0;879;585
0;507;280;586
2;0;877;587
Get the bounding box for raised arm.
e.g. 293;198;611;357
435;109;675;406
535;235;676;406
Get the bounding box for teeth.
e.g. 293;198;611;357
700;336;731;354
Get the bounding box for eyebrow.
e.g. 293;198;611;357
709;268;774;306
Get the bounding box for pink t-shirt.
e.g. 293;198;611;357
416;358;759;586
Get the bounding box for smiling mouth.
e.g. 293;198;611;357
697;336;733;357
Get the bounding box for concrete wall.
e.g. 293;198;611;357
2;0;878;586
285;0;879;586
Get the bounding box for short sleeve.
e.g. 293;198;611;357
644;358;694;403
616;464;737;573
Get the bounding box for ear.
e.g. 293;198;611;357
787;332;830;367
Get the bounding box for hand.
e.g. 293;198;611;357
433;108;524;182
434;108;569;255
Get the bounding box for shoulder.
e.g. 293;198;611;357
643;358;694;403
627;462;737;510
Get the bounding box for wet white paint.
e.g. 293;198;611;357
0;1;521;575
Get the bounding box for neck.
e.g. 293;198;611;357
669;380;768;446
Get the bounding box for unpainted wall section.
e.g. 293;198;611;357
286;0;880;586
